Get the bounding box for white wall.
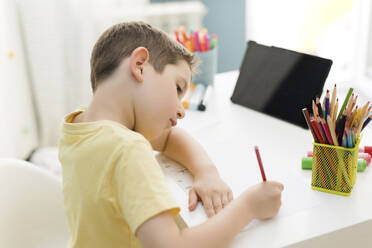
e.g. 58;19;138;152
245;0;372;96
245;0;307;51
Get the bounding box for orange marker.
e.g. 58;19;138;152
182;83;195;109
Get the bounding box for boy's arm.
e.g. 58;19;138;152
150;127;233;217
150;127;214;176
137;182;284;248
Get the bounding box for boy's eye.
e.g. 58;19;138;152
177;85;182;94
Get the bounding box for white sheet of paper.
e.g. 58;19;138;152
157;147;322;232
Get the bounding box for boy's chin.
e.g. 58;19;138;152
157;127;172;136
144;128;169;141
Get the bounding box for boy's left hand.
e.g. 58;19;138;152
188;170;233;218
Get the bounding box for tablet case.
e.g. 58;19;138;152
231;41;333;128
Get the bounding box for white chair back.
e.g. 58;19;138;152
0;159;69;248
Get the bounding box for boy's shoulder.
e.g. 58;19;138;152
61;107;154;157
63;111;150;150
97;120;151;149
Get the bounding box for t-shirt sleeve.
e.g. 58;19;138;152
115;141;180;234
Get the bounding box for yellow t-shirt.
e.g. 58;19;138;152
59;108;180;248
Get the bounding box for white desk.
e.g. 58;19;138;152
171;71;372;247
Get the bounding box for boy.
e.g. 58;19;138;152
59;21;283;248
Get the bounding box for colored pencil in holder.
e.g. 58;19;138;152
337;88;353;122
302;108;319;143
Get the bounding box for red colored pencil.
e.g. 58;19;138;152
254;146;267;182
310;119;325;144
321;120;334;145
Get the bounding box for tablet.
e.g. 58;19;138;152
231;41;332;128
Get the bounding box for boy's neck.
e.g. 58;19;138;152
76;77;135;131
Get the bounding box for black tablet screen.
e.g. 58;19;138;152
231;41;332;128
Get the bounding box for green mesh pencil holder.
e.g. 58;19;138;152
311;138;360;196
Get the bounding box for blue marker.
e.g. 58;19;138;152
189;84;206;110
198;85;212;111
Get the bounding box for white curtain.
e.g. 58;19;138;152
15;0;93;147
0;0;38;159
14;0;153;148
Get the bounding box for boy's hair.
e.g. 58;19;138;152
90;21;197;92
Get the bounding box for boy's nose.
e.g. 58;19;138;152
177;104;185;119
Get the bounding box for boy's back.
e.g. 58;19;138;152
59;108;180;247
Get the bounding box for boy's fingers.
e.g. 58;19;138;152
274;182;284;191
203;197;215;218
188;188;198;211
222;194;229;208
228;190;234;202
269;181;284;191
212;195;223;214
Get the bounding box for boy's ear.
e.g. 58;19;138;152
130;47;149;83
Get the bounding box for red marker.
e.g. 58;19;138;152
254;146;267;181
359;146;372;157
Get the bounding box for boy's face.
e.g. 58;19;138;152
134;60;191;140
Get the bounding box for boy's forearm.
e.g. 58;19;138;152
179;192;254;248
137;193;254;248
163;127;218;177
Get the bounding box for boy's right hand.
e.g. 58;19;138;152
244;181;284;220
